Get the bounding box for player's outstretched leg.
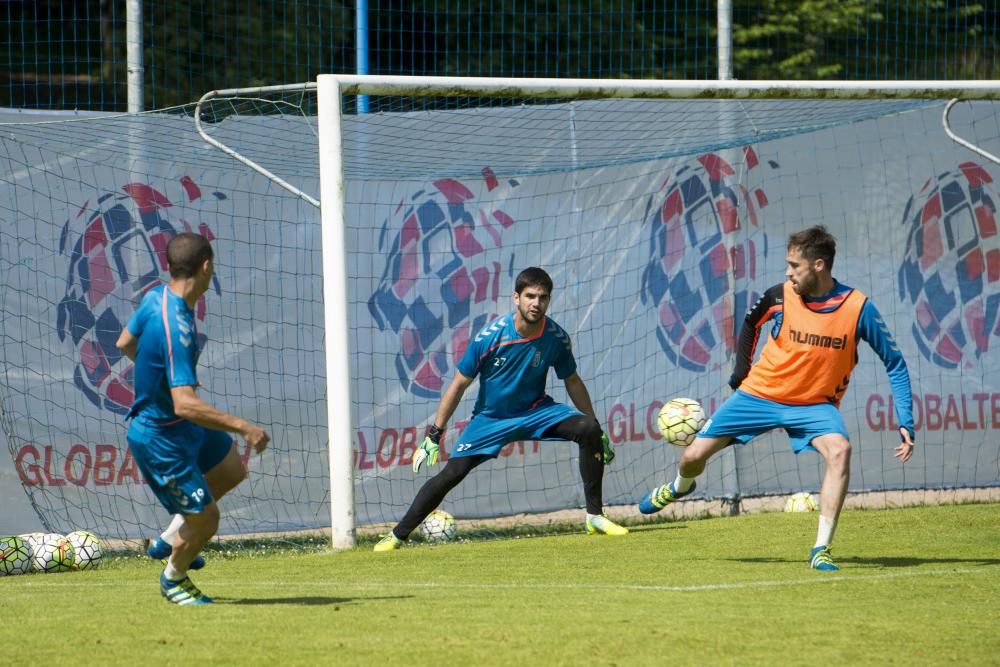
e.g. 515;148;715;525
638;480;697;515
585;514;628;536
809;545;839;571
160;570;214;605
374;455;487;552
542;416;626;536
638;437;728;514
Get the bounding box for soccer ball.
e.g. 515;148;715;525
657;397;707;447
784;492;819;513
30;533;76;573
19;532;45;562
420;509;458;543
0;536;32;576
66;530;103;570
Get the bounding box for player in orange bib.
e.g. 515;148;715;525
639;225;916;571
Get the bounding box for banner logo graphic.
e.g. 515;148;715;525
56;178;224;414
898;162;1000;369
368;169;520;398
640;149;775;373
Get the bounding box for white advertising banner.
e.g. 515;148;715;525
1;102;997;538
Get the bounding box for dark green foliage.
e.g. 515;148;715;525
1;3;998;112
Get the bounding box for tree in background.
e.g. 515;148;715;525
1;0;997;111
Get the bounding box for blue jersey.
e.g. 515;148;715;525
125;285;201;424
456;313;577;418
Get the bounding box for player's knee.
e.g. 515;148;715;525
832;440;852;466
183;504;220;539
564;415;602;446
202;504;221;533
436;459;474;486
822;437;852;468
680;442;714;467
208;463;246;498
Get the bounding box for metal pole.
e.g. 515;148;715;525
317;75;357;549
356;0;370;114
717;0;741;513
717;0;733;81
126;0;144;112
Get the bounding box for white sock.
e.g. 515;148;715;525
673;473;695;493
163;559;186;582
814;515;837;548
586;512;603;521
160;514;185;543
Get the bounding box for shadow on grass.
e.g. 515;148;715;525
625;522;689;533
216;595;414;606
730;556;1000;568
841;556;1000;568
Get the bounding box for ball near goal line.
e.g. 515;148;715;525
420;509;458;543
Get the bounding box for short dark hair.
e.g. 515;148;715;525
514;267;553;295
787;225;836;270
166;232;214;279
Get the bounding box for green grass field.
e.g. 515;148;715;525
3;503;998;666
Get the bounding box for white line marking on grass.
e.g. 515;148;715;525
6;566;997;592
345;567;998;592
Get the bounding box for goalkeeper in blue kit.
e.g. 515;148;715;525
375;267;626;550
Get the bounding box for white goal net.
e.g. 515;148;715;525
1;79;999;544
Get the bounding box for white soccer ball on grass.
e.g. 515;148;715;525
420;509;458;543
66;530;103;570
30;533;75;573
784;492;819;513
0;535;33;576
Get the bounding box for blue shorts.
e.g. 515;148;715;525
126;419;234;515
452;399;583;458
700;390;849;454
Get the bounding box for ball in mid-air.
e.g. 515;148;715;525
657;397;707;447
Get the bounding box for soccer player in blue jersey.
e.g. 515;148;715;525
116;233;270;604
375;267;626;550
639;226;916;571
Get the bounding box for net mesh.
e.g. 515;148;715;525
2;91;999;541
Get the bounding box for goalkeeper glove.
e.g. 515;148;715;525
413;424;444;473
600;431;615;465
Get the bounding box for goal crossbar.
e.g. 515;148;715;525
198;76;1000;103
325;75;1000;100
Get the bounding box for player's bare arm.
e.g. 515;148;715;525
170;385;270;453
115;328;138;362
563;373;596;419
433;371;475;429
412;371;474;473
